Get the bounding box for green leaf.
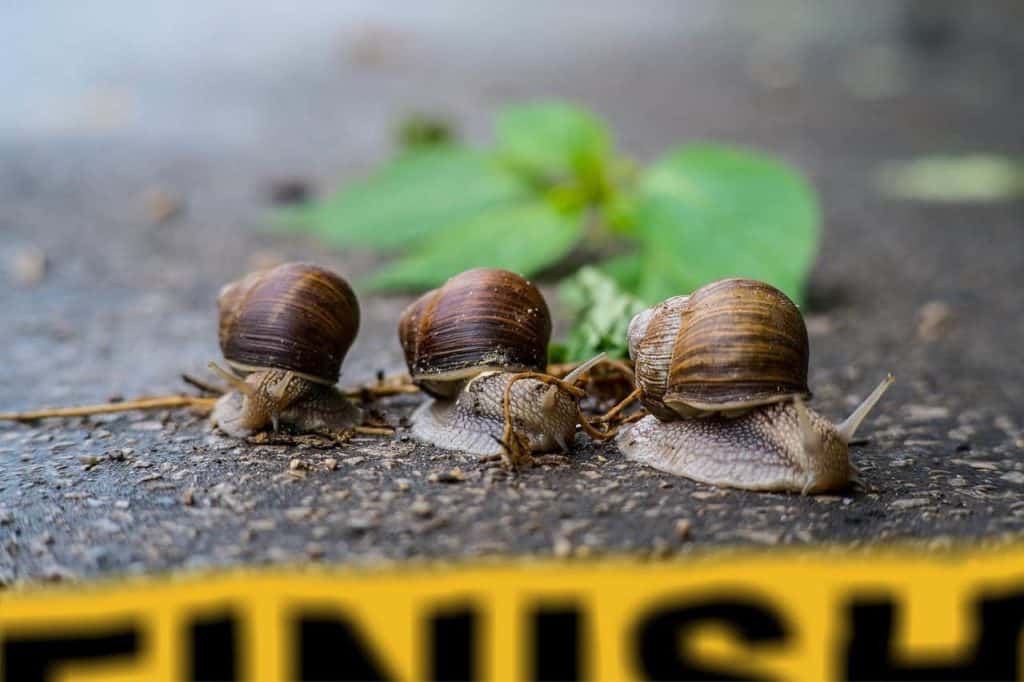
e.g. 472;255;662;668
555;266;648;362
275;145;530;251
496;101;611;181
873;154;1024;202
629;144;820;303
594;253;644;292
365;201;584;291
395;112;455;151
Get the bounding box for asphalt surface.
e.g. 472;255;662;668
2;1;1023;583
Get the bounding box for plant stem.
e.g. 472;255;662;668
595;387;641;424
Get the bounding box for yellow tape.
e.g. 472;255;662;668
2;545;1024;681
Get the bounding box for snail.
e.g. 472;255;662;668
617;278;893;493
209;262;362;437
399;268;604;457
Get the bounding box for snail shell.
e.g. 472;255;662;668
666;278;810;415
399;268;598;457
211;263;361;437
398;268;551;398
627;295;689;420
619;278;892;493
218;262;359;384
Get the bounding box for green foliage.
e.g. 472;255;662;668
496;102;610;189
550;267;647;363
365;202;582;290
628;145;820;303
276;102;822;361
874;154;1024;203
275;146;529;251
396;113;455;151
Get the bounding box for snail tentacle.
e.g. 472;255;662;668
836;373;895;444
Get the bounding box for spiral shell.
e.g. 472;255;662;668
398;268;551;398
218;262;359;385
627;295;690;420
664;278;809;414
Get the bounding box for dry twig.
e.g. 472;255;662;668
352;425;395;436
495;371;619;469
0;396;217;422
594;388;642;424
181;373;226;396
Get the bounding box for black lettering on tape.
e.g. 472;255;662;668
188;613;238;682
844;592;1024;681
427;606;478;681
531;606;583;682
1;625;138;682
296;613;392;681
633;595;789;681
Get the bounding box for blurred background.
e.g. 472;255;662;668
3;1;1024;582
1;0;1022;405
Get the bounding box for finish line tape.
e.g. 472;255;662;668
2;545;1024;681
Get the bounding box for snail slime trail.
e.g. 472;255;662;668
210;262;363;438
617;278;894;493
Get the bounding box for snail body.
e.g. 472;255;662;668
617;278;893;493
400;268;591;456
411;371;582;455
210;262;362;437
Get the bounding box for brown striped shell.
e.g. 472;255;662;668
664;278;810;415
218;263;359;385
398;268;552;398
627;295;690;420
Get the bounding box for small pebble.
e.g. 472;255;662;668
805;315;833;336
249;519;277;532
410;499;433;518
142;188;184;223
430;468;466;484
890;498;930;510
651;537;671;558
285;507;312;522
10;245;47;286
917;301;953;341
732;530;781;545
674;519;692;541
905;405;950;422
269;178;312;205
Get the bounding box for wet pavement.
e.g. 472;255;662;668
1;1;1023;583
